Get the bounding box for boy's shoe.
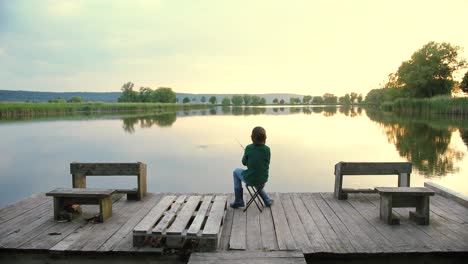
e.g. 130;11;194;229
265;199;274;207
230;201;245;208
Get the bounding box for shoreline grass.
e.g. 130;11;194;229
382;97;468;115
0;102;210;118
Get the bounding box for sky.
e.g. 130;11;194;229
1;0;467;96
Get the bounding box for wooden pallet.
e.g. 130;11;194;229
133;195;227;251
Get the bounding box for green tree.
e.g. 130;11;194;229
302;95;312;104
152;87;176;103
68;96;83;103
231;95;243;106
221;97;231;106
243;95;252;105
357;94;363;103
323;93;337;104
338;94;351;105
209;96;217;104
280;99;285;105
312;96;324;104
397;41;466;98
259;97;266;105
251;95;261;105
139;87;152;102
350;92;358;104
118;82;139;102
273;98;278;104
183;97;190;103
461;71;468;93
201;96;207;103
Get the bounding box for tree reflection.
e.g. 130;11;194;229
323;106;337;117
460;129;468;150
122;112;177;133
366;110;465;177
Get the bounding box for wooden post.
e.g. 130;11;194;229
398;172;410;187
99;196;112;222
380;194;399;225
138;163;147;200
53;197;64;220
72;173;86;188
333;163;347;200
410;196;430;225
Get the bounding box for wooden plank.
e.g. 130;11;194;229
0;193;49;224
189;251;307;264
322;193;390;253
98;193;164;251
229;205;246;250
202;196;227;238
309;193;357;253
270;193;297;251
280;193;313;253
166;196;201;235
0;199;53;238
336;162;412;175
218;194;234;250
431;195;468;223
187;196;213;236
246;199;262;250
152;195;187;234
0;203;54;248
375;187;435;196
291;193;330;253
425;181;468;207
347;194;409;251
70;162;144;175
46;188;115;197
259;206;279;251
133;195;176;234
300;194;349;253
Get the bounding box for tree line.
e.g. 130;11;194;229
118;82;177;103
365;41;468;104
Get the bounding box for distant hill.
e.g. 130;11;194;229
0;90;308;104
0;90;121;102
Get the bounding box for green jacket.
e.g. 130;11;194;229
241;143;271;186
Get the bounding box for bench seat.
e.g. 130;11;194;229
375;187;435;225
46;188;116;222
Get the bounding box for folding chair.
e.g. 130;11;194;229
243;184;265;212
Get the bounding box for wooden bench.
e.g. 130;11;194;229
334;162;412;200
375;187;435;225
46;188;115;222
71;162;147;200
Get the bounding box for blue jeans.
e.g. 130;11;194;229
233;168;273;204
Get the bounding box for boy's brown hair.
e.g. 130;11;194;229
251;126;267;145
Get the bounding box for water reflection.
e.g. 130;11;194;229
122;112;177;133
118;106;365;133
366;109;466;177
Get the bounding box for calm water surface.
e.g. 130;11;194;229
1;106;467;207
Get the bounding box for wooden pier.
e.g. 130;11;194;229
0;190;467;263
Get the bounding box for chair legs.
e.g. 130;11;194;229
243;185;264;212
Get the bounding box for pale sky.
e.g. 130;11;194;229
1;0;467;96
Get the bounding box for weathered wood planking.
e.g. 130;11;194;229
188;251;307;264
132;194;227;250
0;191;467;257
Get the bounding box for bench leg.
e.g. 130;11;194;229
99;196;112;222
53;197;64;220
380;194;399;225
72;173;86;188
410;196;430;225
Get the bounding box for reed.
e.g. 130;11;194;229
388;97;468;115
0;102;209;118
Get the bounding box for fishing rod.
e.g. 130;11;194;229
235;138;245;150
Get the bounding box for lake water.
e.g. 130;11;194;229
1;106;467;207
